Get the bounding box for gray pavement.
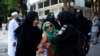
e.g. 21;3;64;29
86;36;100;56
0;30;8;56
0;30;100;56
87;43;100;56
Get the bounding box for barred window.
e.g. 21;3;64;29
38;2;43;9
51;0;58;5
44;0;49;7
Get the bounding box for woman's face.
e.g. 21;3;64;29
33;17;39;27
45;24;53;32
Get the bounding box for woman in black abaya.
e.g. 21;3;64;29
15;11;42;56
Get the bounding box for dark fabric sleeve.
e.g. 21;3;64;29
36;29;42;46
50;25;74;45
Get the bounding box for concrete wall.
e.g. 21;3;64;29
75;0;85;7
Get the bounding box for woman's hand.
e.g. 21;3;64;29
38;43;44;54
38;47;44;54
46;43;51;48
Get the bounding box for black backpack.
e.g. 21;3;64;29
76;31;90;56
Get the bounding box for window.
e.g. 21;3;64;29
45;10;50;15
59;0;74;3
51;0;58;5
33;5;36;10
30;6;33;11
44;0;49;7
31;5;36;10
30;4;36;11
38;2;43;9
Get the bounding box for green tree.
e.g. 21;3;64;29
0;0;20;23
4;0;20;16
4;0;19;11
0;0;8;23
18;0;27;18
99;0;100;15
89;0;99;16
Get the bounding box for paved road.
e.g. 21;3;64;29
0;30;100;56
86;37;100;56
0;30;8;56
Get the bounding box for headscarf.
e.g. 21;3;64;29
43;12;61;30
58;10;77;28
76;9;84;18
42;21;59;40
42;21;59;54
22;11;39;27
15;11;39;35
14;11;40;44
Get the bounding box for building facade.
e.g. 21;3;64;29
27;0;92;19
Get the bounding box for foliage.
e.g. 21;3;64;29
85;0;91;8
4;0;20;17
18;0;27;17
61;0;64;2
4;0;19;11
0;0;8;15
0;0;8;23
0;0;19;23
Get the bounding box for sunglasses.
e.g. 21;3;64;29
46;25;52;29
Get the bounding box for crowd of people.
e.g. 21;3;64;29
7;9;100;56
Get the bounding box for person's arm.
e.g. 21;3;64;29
38;32;48;53
50;26;74;45
38;32;48;47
